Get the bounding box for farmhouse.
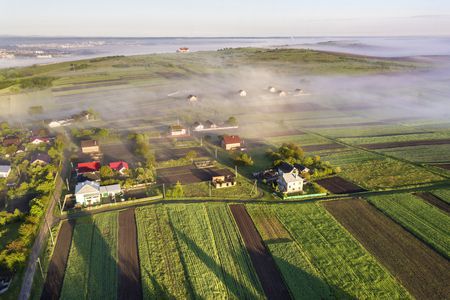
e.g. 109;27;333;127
75;181;101;205
192;122;204;131
278;90;287;97
295;88;304;95
204;120;218;129
30;136;50;144
277;162;304;193
99;184;122;197
81;139;100;154
212;170;236;188
238;90;247;97
109;161;129;175
0;165;11;178
177;47;190;53
222;135;241;150
31;153;51;165
187;95;198;102
76;161;101;174
2;136;20;147
268;86;277;93
170;125;187;136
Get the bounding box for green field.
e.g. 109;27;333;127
339;131;450;145
60;213;118;300
311;125;422;138
377;144;450;163
265;133;331;147
432;188;450;204
368;193;450;259
248;203;409;299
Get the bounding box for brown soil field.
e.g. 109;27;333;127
414;192;450;214
41;220;76;300
229;204;291;300
432;163;450;171
101;142;138;165
324;199;450;300
316;177;365;194
118;209;142;300
155;146;209;161
361;138;450;149
157;165;234;185
302;143;346;152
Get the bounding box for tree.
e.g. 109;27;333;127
100;166;114;179
167;181;184;198
226;116;238;126
234;152;254;166
185;150;198;161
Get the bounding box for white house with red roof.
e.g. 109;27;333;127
109;161;129;175
30;136;50;145
221;135;242;150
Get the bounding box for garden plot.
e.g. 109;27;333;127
315;176;366;194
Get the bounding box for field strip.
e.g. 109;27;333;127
118;209;142;300
361;138;450;149
413;192;450;214
229;204;291;300
41;220;75;300
324;199;450;299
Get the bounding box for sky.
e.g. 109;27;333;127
1;0;449;36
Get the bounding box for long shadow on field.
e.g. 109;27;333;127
174;228;261;299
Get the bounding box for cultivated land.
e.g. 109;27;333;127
1;48;450;299
323;199;450;299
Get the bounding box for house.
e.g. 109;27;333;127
170;125;187;136
2;136;20;147
238;90;247;97
204;120;217;129
76;161;101;174
100;184;122;197
278;90;287;97
31;128;50;137
0;165;11;178
268;86;277;93
294;163;310;174
277;162;304;193
30;136;50;144
294;88;304;95
212;173;236;189
222;135;241;150
31;153;51;165
177;47;190;53
187;95;198;102
192;122;204;131
75;181;101;205
81;140;99;154
109;161;129;175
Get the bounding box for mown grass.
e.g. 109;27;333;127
179;179;256;199
368;193;450;259
377;144;450;163
265;133;331;147
271;203;411;299
60;212;118;300
339;131;450;145
135;205;191;299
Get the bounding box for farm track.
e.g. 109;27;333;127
324;199;450;300
360;138;450;149
316;176;366;194
118;209;142;300
414;192;450;214
229;204;291;300
40;220;75;300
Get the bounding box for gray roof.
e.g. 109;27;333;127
75;181;100;194
100;184;121;194
0;165;11;173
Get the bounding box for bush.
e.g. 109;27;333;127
19;76;56;90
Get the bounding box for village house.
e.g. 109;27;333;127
170;125;187;136
29;136;50;145
0;165;11;178
76;161;101;175
277;162;304;193
177;47;190;53
212;170;236;188
204;120;218;129
109;161;129;175
31;153;51;165
2;136;20;147
238;90;247;97
268;86;277;93
294;88;304;95
100;184;122;198
222;135;241;150
192;122;204;131
81;140;100;154
75;181;101;205
187;95;198;102
294;163;310;175
278;90;287;97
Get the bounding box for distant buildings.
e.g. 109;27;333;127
222;135;241;150
238;90;247;97
2;136;20;147
81;140;100;154
30;136;50;145
268;86;277;93
170;125;187;136
177;47;190;53
31;153;51;165
278;90;287;97
187;95;198;102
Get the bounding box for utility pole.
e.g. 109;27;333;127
45;218;54;247
235;165;238;178
215;148;218;159
162;183;166;199
209;181;212;197
56;193;62;214
66;178;70;190
200;137;203;147
36;257;44;279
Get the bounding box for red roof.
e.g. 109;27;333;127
30;136;50;143
109;161;129;171
77;161;101;174
222;135;241;145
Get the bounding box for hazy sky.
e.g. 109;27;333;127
1;0;449;36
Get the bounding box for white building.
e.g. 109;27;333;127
75;181;100;206
170;125;187;136
278;90;287;97
192;122;204;131
187;95;198;102
277;162;304;193
268;86;277;93
0;165;11;178
238;90;247;97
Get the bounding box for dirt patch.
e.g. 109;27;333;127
229;204;291;300
155;147;209;161
118;209;142;300
361;139;450;150
157;165;233;185
101;142;138;166
41;220;76;300
414;192;450;214
316;177;365;194
302;143;345;152
432;163;450;171
324;199;450;300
